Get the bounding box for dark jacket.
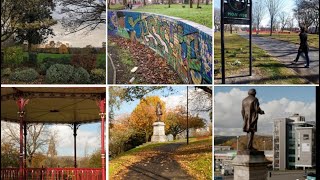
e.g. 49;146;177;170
299;32;309;51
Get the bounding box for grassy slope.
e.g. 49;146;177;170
174;137;212;180
214;33;307;84
133;4;212;28
258;33;319;49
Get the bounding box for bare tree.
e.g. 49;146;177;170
287;16;295;31
214;7;221;31
3;123;52;167
279;12;290;31
58;0;106;33
253;0;266;34
294;0;319;33
265;0;285;36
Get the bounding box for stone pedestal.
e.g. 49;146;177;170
232;150;270;180
151;121;167;142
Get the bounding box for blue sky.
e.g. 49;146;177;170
214;86;316;136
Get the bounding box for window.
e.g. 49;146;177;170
303;134;309;140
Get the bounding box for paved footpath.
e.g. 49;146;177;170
121;143;193;180
240;33;319;84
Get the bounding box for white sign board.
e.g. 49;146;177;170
302;143;310;152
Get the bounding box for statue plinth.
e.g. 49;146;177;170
231;150;270;180
151;121;167;142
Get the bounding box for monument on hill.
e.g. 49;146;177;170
232;89;270;180
151;102;167;142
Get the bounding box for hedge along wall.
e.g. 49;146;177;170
108;10;212;84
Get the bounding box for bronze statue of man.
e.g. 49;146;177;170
156;102;162;122
241;89;264;150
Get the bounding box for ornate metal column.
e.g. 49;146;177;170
70;123;80;168
24;122;27;169
17;97;29;180
97;98;106;180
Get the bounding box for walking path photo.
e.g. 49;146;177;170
240;33;319;84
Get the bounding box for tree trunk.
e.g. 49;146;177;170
190;0;192;8
205;0;208;5
230;24;232;34
270;17;273;36
145;132;149;142
143;0;146;6
108;0;111;9
196;0;199;8
168;0;171;8
173;134;177;140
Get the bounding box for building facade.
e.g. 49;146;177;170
273;114;316;170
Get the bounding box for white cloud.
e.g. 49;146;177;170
214;88;316;136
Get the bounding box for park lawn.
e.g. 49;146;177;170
258;33;319;48
109;142;168;178
133;4;212;28
109;4;125;10
174;136;212;180
214;33;308;84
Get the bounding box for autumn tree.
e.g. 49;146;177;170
166;106;206;140
1;140;19;168
130;96;166;142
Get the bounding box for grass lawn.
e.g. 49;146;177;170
109;142;168;178
214;32;307;84
133;4;212;28
258;33;319;48
109;4;125;10
174;137;212;180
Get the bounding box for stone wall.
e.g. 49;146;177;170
108;10;212;84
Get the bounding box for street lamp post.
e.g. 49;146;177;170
237;136;239;151
186;86;189;145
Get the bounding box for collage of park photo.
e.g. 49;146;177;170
1;0;319;180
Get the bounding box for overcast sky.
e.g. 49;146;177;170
214;86;316;136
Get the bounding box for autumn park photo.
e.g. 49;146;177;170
1;87;106;179
107;0;213;84
109;86;212;179
1;0;106;84
214;0;319;84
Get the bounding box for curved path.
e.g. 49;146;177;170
239;33;319;84
121;142;193;180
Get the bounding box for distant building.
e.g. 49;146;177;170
273;114;316;170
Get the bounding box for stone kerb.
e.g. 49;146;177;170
108;10;212;84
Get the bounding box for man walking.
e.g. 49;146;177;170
292;27;310;68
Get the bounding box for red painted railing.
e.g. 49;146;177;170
1;168;102;180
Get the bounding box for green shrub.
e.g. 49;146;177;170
45;64;74;84
9;68;39;82
72;67;90;84
97;54;106;69
71;54;96;71
90;69;106;84
39;57;71;75
1;68;12;77
27;52;38;66
3;46;24;68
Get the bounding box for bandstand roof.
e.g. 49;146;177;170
1;87;105;124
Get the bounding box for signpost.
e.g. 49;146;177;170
220;0;252;84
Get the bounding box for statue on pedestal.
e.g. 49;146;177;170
241;89;265;150
156;102;162;122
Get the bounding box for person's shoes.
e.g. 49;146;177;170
291;60;297;64
304;64;309;68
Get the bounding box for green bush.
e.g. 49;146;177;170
9;68;39;82
72;67;90;84
39;57;71;75
1;68;12;77
45;64;74;84
90;69;106;84
27;52;38;66
97;54;106;69
3;46;24;68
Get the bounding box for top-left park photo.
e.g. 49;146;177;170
1;0;106;84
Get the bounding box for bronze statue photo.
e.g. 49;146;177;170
241;89;264;151
156;102;162;122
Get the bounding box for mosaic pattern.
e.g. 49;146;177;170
108;10;212;84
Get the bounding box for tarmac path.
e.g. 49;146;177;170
240;33;319;84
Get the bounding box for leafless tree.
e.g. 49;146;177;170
253;0;266;34
3;123;52;167
294;0;319;33
265;0;285;36
58;0;106;34
287;16;295;31
214;7;221;31
279;12;290;31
